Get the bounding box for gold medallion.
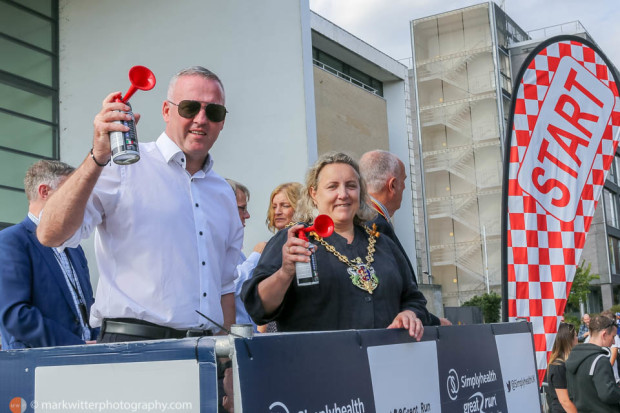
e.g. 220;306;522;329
347;262;379;294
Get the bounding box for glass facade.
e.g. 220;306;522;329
0;0;58;228
605;153;620;282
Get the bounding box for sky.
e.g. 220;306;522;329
309;0;620;70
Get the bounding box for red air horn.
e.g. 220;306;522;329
119;65;156;103
109;65;157;165
297;214;334;241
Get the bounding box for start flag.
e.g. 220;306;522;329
501;35;620;383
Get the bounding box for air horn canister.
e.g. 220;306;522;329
109;65;156;165
295;215;334;287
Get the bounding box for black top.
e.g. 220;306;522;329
241;225;430;332
546;360;568;413
369;213;441;326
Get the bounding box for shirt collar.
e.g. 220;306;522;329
28;211;39;225
369;195;392;225
155;132;213;174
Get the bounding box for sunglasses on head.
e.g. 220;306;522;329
168;100;227;122
560;322;575;333
603;317;617;330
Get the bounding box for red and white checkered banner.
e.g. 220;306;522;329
501;35;620;384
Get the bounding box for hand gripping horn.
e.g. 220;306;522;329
107;66;156;165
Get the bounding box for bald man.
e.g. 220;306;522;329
360;150;450;327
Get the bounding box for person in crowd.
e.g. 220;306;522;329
266;182;303;234
0;160;98;349
545;322;578;413
359;150;450;326
599;311;620;384
226;178;265;331
566;314;620;412
242;152;430;339
578;313;591;343
256;182;303;333
36;66;243;342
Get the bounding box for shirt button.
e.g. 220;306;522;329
202;261;206;266
365;296;372;302
191;178;194;182
195;203;199;207
199;231;203;236
181;158;185;162
203;293;207;297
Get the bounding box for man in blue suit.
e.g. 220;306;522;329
0;160;97;349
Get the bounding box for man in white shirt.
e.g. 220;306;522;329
37;66;243;342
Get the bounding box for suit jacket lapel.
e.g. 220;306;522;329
66;248;94;308
23;218;81;320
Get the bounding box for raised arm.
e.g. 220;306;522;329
256;225;310;315
37;92;131;247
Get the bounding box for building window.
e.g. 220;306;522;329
0;0;58;228
607;155;619;185
604;189;620;229
312;47;384;96
609;236;620;275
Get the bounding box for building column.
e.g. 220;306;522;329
601;283;614;311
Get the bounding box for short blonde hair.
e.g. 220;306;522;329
266;182;303;232
294;152;376;225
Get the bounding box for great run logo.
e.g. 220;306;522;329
446;369;498;401
463;392;498;413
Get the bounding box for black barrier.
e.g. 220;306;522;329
0;323;540;412
0;338;217;413
235;323;541;413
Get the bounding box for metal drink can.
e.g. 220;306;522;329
110;102;140;165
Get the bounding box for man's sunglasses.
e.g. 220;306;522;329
168;100;227;122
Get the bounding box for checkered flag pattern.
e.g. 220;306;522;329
506;39;620;384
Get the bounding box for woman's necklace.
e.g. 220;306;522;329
311;224;380;294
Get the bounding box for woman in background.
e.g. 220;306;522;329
545;322;578;413
256;182;302;333
266;182;303;233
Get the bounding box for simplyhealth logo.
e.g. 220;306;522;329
269;399;366;413
447;369;460;401
446;369;498;401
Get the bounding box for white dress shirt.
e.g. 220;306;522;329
63;133;243;331
235;251;261;330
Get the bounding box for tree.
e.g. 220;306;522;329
462;292;502;323
567;260;599;309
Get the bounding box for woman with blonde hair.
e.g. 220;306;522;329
546;322;578;413
266;182;303;233
242;152;430;338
